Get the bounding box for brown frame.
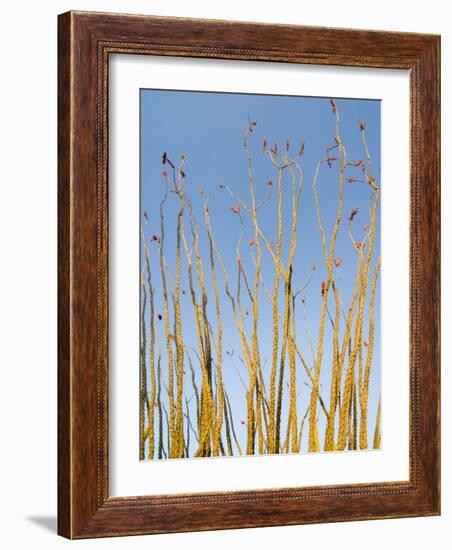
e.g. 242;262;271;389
58;10;440;539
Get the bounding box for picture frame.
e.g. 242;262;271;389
58;10;440;538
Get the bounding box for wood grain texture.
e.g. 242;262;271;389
57;11;440;539
57;10;72;539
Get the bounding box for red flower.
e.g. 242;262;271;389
330;98;336;113
321;281;326;296
359;120;366;130
230;203;241;214
349;208;359;221
327;156;337;168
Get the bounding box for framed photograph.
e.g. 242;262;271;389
58;11;440;538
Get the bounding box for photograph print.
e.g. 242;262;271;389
139;89;381;461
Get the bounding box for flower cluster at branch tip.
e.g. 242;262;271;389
327;156;337;168
162;151;174;169
349;208;359;221
351;160;366;175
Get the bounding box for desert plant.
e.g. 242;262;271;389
140;99;381;459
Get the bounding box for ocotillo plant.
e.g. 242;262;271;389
139;98;381;460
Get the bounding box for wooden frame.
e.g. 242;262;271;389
58;10;440;539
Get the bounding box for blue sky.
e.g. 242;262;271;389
140;88;381;457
